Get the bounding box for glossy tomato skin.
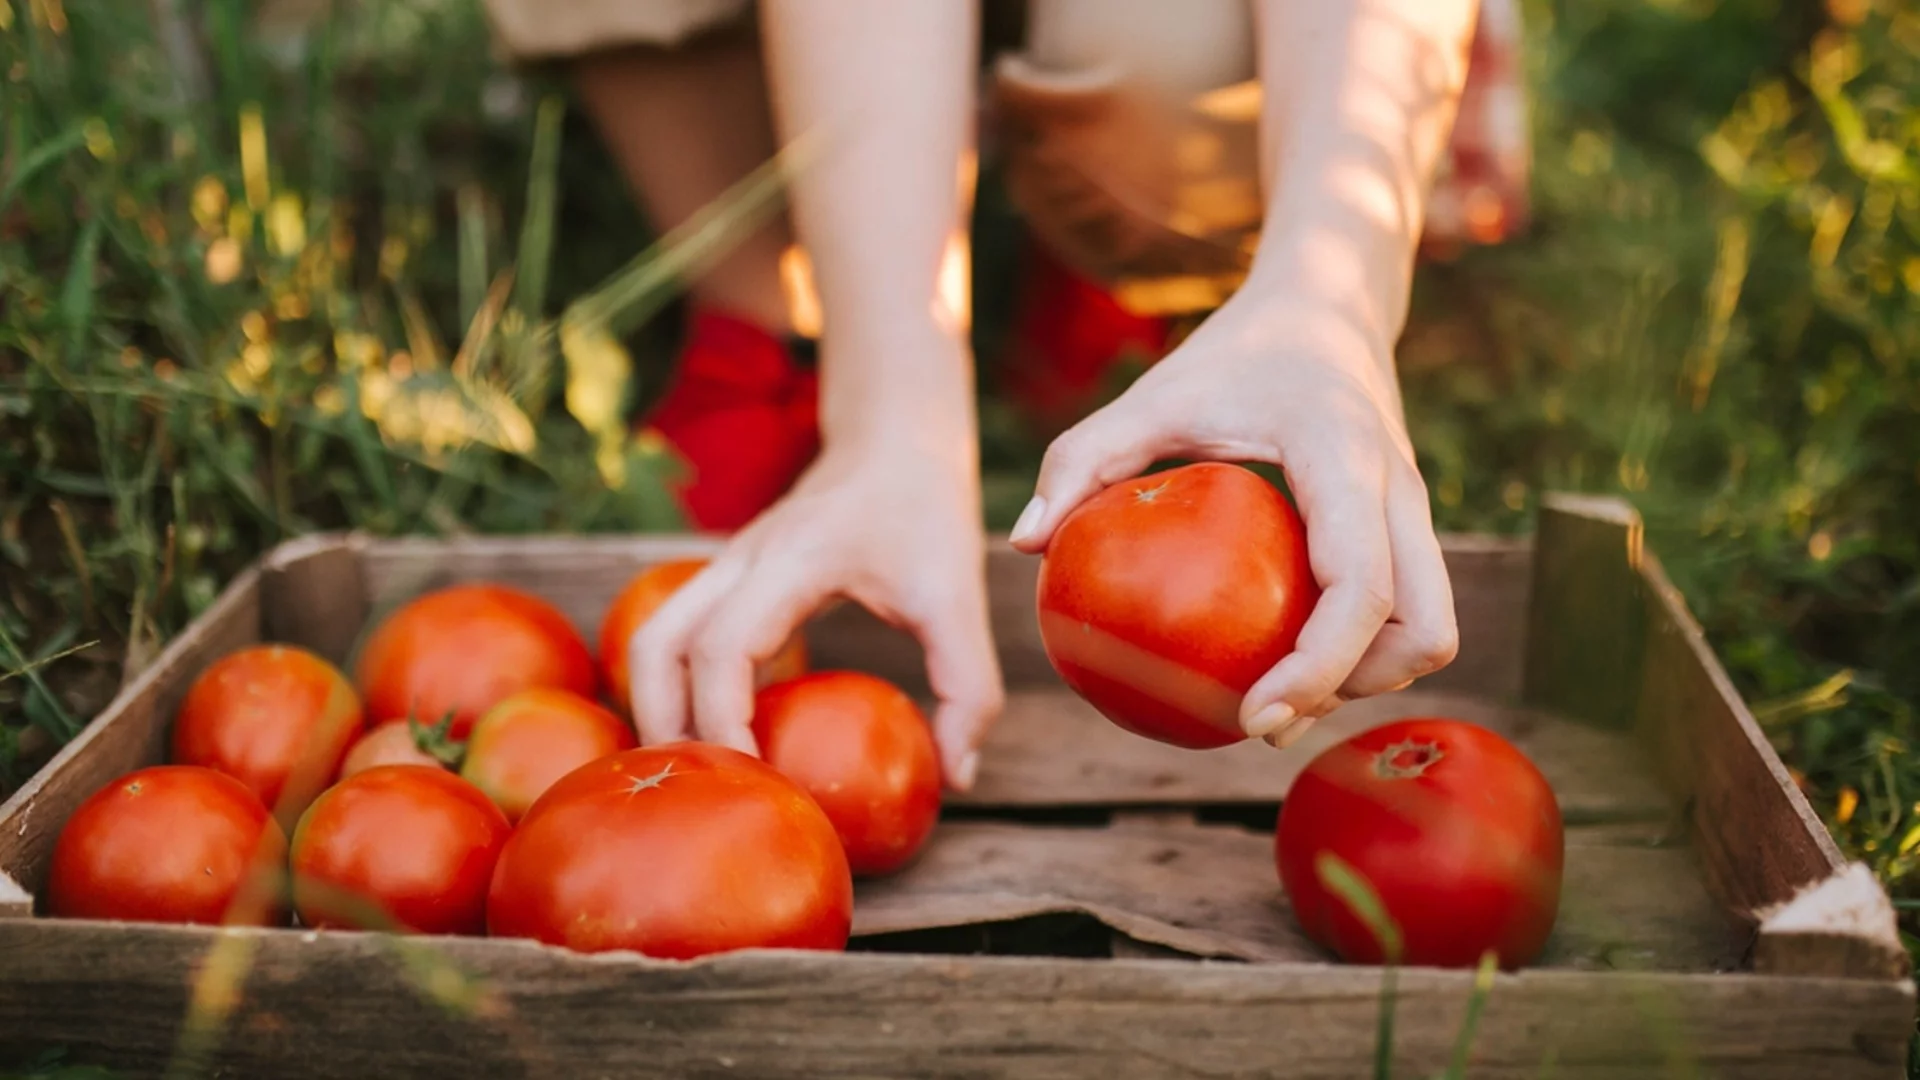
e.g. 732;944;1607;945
338;721;446;780
290;765;511;935
488;742;853;958
598;558;809;716
752;672;941;876
171;645;365;822
1277;718;1565;969
459;687;636;823
1036;463;1319;749
355;583;596;739
48;766;287;926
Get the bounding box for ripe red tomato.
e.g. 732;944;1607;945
598;558;808;715
48;766;286;926
337;721;448;780
1036;462;1320;749
752;671;941;876
289;765;511;935
355;583;597;739
459;687;636;823
171;645;365;822
488;742;853;958
1277;718;1564;969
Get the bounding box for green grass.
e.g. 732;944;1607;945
2;0;1919;1071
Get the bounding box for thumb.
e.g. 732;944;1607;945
1008;403;1164;553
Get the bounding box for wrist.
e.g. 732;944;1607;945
817;323;979;472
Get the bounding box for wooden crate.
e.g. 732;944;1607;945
0;496;1910;1079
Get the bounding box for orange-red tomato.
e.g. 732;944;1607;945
171;645;365;822
598;558;808;716
289;765;511;935
338;721;446;779
488;743;853;958
459;687;636;823
355;583;597;739
1277;718;1565;969
1035;463;1320;749
752;672;941;876
48;766;286;926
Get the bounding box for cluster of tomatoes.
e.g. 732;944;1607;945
48;559;938;958
1038;463;1567;970
50;462;1565;971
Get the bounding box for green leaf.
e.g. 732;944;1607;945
59;215;104;358
0;123;88;214
1438;952;1498;1080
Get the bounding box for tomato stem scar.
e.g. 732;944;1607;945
1372;738;1445;779
623;763;675;796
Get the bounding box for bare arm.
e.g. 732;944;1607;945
1014;0;1478;745
630;1;1002;788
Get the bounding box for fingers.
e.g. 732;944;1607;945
1240;449;1394;743
1339;468;1458;699
629;558;743;747
686;558;832;757
1008;399;1168;553
909;580;1005;791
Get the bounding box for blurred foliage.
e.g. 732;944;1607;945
1;0;1918;984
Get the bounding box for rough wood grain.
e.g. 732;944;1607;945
0;566;264;909
260;534;370;668
852;819;1744;973
1523;495;1647;732
0;922;1907;1080
1633;550;1844;919
963;688;1671;821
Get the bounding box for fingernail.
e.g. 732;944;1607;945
1009;497;1046;545
953;750;980;791
1243;702;1296;739
1263;715;1312;749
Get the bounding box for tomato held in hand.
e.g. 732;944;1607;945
460;687;636;823
1036;463;1320;749
171;645;365;823
337;720;452;780
1277;718;1564;969
488;743;853;958
355;583;597;739
598;558;808;716
290;765;512;935
752;672;941;876
48;766;286;926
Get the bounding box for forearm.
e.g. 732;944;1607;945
759;0;980;464
1246;0;1478;355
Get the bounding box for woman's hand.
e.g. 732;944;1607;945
628;415;1003;791
1007;284;1456;748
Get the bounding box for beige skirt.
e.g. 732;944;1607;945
479;0;1527;317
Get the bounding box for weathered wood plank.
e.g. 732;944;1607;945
853;818;1744;973
1522;495;1646;735
260;534;371;668
0;922;1907;1079
0;567;264;908
964;688;1670;821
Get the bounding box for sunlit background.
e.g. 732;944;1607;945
2;0;1918;951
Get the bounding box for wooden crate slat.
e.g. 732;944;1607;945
964;687;1670;820
0;923;1907;1080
